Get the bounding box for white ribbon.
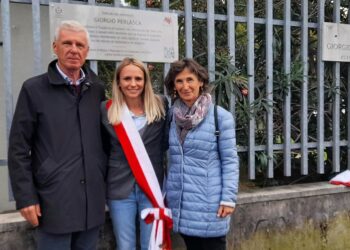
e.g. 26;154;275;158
141;208;173;250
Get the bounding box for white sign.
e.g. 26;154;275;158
49;3;178;63
322;22;350;62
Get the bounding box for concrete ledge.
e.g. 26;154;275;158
237;181;350;204
0;212;30;233
0;212;23;225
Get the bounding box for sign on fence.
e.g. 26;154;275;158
322;22;350;62
49;3;178;63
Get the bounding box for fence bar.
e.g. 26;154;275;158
88;59;98;76
88;0;98;74
283;0;292;176
300;0;309;175
162;0;170;95
266;0;274;178
247;0;256;179
227;0;236;114
332;0;340;172
114;0;122;7
184;0;193;58
317;0;325;173
138;0;146;9
207;0;215;82
1;0;13;143
227;1;235;63
114;1;122;75
2;0;14;201
348;1;350;170
32;0;42;74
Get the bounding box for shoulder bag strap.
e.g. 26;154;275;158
214;105;221;160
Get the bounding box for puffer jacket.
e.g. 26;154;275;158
166;104;239;237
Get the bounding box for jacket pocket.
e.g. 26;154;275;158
35;157;60;187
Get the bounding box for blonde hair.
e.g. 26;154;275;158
108;57;165;125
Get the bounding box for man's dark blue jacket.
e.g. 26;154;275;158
8;60;107;234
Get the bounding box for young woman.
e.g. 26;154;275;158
101;57;168;250
164;58;239;250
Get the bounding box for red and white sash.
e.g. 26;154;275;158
106;100;172;250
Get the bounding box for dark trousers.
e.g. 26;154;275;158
180;234;226;250
36;226;100;250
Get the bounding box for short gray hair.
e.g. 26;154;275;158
54;20;90;45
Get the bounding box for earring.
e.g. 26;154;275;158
173;89;177;98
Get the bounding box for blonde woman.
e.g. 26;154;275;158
101;57;168;250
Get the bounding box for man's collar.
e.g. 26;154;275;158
55;63;86;86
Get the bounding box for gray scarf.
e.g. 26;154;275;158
173;94;212;145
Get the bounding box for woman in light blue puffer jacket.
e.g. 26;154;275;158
164;58;239;250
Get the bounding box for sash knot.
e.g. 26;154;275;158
141;207;173;226
141;208;173;250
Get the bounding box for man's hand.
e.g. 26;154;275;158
20;204;41;227
217;205;235;218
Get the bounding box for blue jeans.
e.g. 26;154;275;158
108;184;153;250
36;226;100;250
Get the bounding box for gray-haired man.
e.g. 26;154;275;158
8;20;107;249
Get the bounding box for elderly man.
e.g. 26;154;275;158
8;20;107;250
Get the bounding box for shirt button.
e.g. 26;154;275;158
80;179;86;184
